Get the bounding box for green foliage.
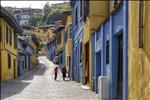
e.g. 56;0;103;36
29;2;70;27
43;2;70;24
43;2;51;23
29;16;43;27
38;42;46;51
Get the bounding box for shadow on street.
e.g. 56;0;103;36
0;63;47;99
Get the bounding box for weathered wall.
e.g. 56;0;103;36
1;18;18;81
83;1;109;89
84;1;109;44
56;29;65;52
33;28;46;41
65;15;72;31
1;50;17;80
0;19;2;50
143;1;150;61
65;39;72;72
83;19;90;44
89;1;109;16
128;1;150;100
31;40;37;69
65;15;72;72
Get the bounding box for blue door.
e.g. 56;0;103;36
92;33;96;91
95;51;101;93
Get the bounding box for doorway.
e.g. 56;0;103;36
84;42;89;85
95;51;101;93
0;52;1;80
14;59;16;78
68;56;71;78
116;33;123;99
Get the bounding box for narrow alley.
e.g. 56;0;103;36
1;56;98;100
1;1;150;100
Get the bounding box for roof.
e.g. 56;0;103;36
62;11;71;25
53;25;65;34
38;24;56;28
0;6;23;34
22;25;34;30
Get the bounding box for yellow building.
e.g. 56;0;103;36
83;1;109;88
55;26;65;53
128;1;150;100
32;27;46;42
46;26;56;42
0;7;23;81
53;24;65;66
32;27;47;55
30;35;39;69
64;14;72;75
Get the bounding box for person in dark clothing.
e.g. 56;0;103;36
54;66;58;80
62;66;66;81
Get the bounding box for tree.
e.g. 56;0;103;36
29;2;71;27
43;2;51;23
43;2;70;24
29;16;43;27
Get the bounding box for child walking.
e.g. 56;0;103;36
62;66;66;81
54;66;59;80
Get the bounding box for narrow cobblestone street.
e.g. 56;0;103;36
1;56;98;100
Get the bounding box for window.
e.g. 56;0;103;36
80;0;83;17
14;59;16;78
8;53;11;69
6;25;9;44
83;1;89;21
68;26;71;38
57;33;61;45
0;25;2;42
106;41;109;64
80;42;82;63
14;33;17;49
9;28;12;46
75;8;78;26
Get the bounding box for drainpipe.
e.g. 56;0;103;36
139;0;143;48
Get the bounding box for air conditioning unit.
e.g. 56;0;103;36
98;76;109;100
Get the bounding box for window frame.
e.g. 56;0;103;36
106;40;109;64
75;7;78;26
80;0;83;18
0;25;2;42
80;42;82;63
8;53;11;69
14;33;17;49
9;28;12;46
6;24;9;44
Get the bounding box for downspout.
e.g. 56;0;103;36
139;0;143;48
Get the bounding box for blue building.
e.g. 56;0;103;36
70;1;84;82
92;1;128;100
17;37;26;76
47;37;56;62
53;25;65;68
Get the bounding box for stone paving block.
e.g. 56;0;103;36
1;56;98;100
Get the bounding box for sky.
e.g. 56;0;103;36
1;0;69;9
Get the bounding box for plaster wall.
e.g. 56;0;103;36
128;1;150;100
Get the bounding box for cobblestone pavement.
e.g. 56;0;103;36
1;56;98;100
